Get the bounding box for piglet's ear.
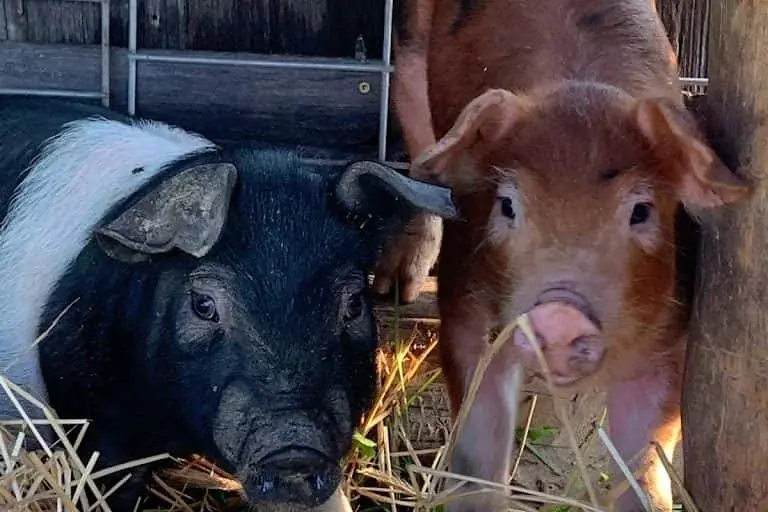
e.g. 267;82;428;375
336;160;459;222
95;162;238;263
410;89;527;184
635;97;750;208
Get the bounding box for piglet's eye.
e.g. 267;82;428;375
630;202;653;226
499;197;516;220
344;292;364;323
191;291;219;322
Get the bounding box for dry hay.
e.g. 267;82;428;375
0;313;699;512
0;375;171;511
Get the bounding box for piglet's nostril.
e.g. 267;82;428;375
572;336;601;358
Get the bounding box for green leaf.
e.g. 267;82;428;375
524;425;558;442
352;431;377;458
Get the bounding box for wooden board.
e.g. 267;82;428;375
2;0;22;41
373;277;439;322
0;41;405;153
0;0;7;40
0;0;386;58
682;0;768;508
7;0;101;44
372;276;439;344
134;0;385;57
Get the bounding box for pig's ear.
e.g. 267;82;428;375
410;89;527;184
95;162;238;263
635;97;750;208
335;160;459;221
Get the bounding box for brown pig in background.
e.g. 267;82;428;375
374;0;751;510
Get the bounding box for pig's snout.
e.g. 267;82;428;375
246;446;340;507
513;291;604;386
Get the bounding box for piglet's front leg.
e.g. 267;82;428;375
607;359;683;512
440;312;522;512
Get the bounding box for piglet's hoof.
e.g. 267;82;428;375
373;212;443;303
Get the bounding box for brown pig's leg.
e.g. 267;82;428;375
607;357;682;512
391;0;436;158
440;307;520;512
392;53;436;159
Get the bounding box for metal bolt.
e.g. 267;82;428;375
358;81;371;94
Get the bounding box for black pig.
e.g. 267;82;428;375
0;97;457;510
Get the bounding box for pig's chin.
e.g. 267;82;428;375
534;370;596;388
523;359;605;390
239;504;329;512
518;348;607;389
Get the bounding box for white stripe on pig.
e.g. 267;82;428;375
0;116;216;415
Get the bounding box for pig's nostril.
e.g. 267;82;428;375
573;337;592;355
260;477;276;493
570;336;604;363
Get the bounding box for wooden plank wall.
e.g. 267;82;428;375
0;41;393;153
0;0;708;154
0;0;385;58
0;0;709;62
0;0;398;155
3;0;102;43
0;1;7;40
2;1;707;68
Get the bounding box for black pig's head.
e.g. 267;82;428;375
89;149;457;508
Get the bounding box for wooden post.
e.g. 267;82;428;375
682;1;768;509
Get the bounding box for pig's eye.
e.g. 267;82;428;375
191;291;219;322
344;292;364;323
630;202;653;226
499;197;516;220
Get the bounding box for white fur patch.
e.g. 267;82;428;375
0;116;215;416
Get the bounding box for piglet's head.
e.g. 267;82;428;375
413;85;749;386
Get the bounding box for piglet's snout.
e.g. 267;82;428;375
513;301;604;386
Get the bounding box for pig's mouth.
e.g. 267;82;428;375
239;446;342;508
513;287;606;387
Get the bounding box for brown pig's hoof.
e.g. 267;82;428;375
373;213;443;304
